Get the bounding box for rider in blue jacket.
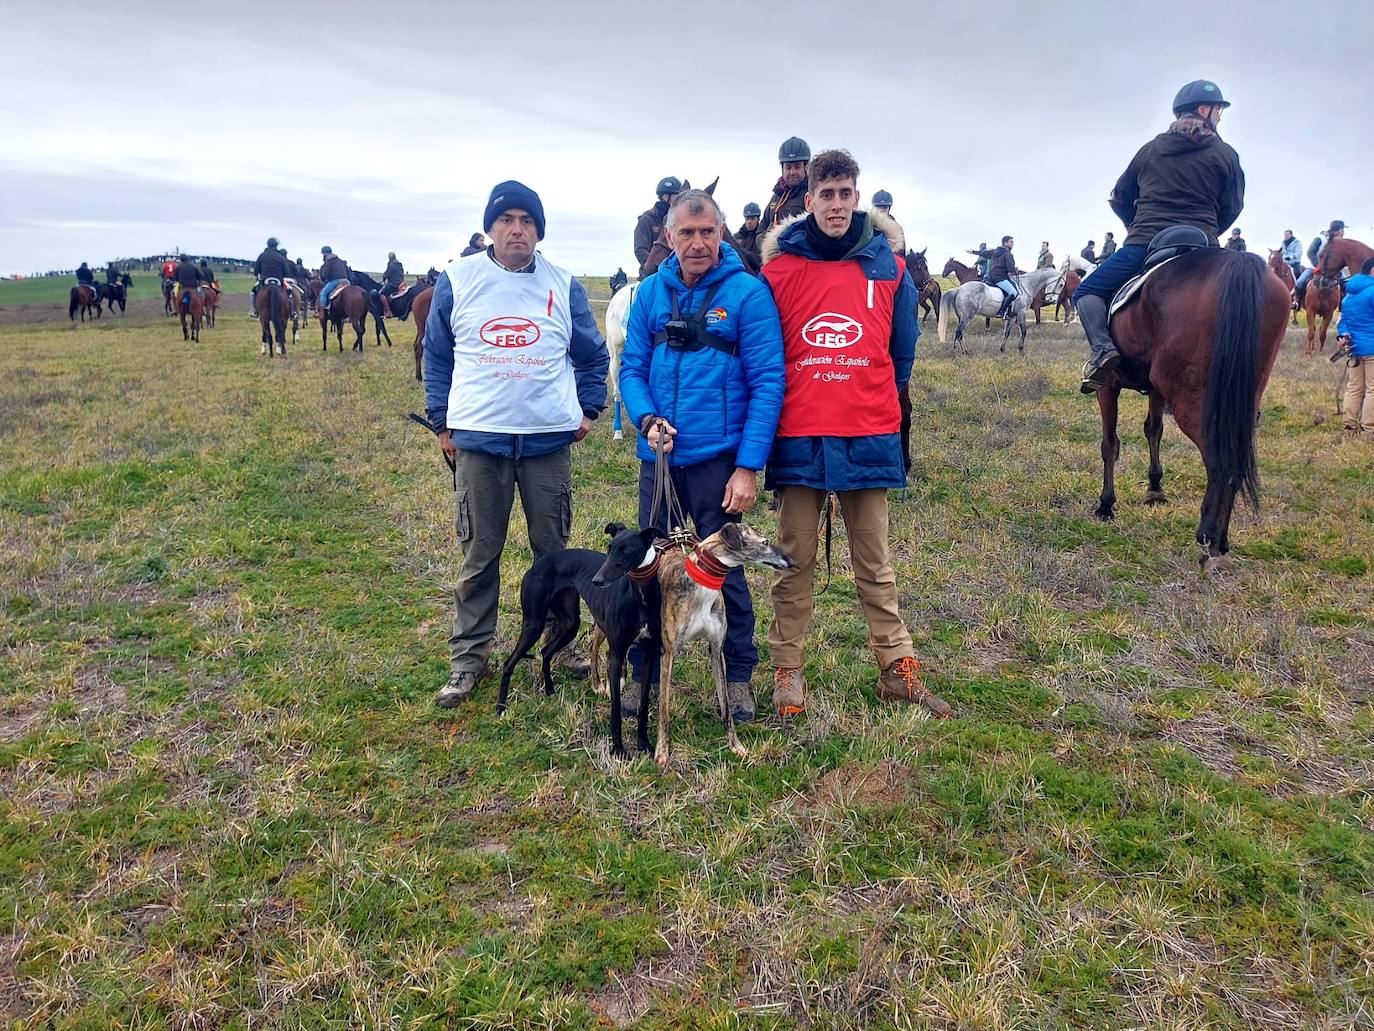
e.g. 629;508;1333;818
618;189;785;723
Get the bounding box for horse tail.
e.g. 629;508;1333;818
937;285;951;344
69;288;79;319
269;280;279;328
1203;251;1264;512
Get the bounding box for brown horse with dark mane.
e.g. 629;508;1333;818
1095;248;1288;571
1302;267;1342;357
940;257;982;284
1266;249;1298;327
178;287;205;342
905;248;942;323
319;284;369;351
257;280;292;357
68;284;102;321
411;286;436;382
1055;267;1082;323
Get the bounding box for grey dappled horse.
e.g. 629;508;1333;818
937;266;1062;354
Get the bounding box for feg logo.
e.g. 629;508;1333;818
800;312;862;349
480;316;541;348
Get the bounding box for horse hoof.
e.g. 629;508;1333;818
1144;491;1169;506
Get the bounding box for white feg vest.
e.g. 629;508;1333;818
443;252;583;435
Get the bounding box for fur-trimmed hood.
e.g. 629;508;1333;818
759;209;906;267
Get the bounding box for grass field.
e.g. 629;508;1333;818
1;294;1371;1028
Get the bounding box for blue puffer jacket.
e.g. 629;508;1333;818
760;212;918;492
619;242;785;470
1337;274;1374;357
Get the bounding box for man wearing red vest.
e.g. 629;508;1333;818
759;148;953;720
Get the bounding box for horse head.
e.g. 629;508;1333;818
941;257;960;278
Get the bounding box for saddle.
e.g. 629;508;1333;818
1109;225;1212;321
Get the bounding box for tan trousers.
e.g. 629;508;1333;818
1344;357;1374;433
768;485;913;669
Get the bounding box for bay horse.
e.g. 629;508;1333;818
68;284;102;321
257;280;295;357
905;248;942;323
1266;249;1299;327
202;282;220;328
1055;266;1083;323
1302;270;1341;357
349;270;421;348
1095;248;1288;571
320;284;369;351
940;257;982;284
178;288;205;342
98;281;127;314
411;285;435;382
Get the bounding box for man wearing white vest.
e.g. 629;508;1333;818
423;181;610;708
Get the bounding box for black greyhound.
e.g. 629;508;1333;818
497;524;663;757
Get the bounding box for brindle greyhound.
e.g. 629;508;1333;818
633;523;792;765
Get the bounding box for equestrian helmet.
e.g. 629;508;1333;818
743;202;761;218
1171;80;1229;116
267;236;279;248
655;176;683;197
778;136;811;163
872;189;893;208
321;246;332;255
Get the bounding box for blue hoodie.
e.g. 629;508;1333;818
1337;274;1374;357
618;241;785;470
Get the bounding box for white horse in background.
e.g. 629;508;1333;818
604;281;639;440
937;266;1062;354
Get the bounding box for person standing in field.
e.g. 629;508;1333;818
423;180;609;708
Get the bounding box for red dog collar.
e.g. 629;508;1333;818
685;547;729;590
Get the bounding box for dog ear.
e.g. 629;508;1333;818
605;521;627;537
638;527;659;547
718;522;744;548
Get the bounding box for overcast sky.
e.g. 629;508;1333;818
3;1;1371;278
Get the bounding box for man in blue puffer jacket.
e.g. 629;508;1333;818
619;189;786;723
1336;256;1374;439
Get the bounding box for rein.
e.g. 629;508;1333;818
647;418;698;552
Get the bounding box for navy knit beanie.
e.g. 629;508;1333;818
483;181;545;240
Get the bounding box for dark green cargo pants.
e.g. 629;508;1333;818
449;447;572;674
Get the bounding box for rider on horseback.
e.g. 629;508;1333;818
1077;79;1245;393
759;137;810;235
970;237;1020;320
76;262;95;289
319;246;350;310
379;251;405;317
634;176;682;280
173;254;203;307
251;237;291;318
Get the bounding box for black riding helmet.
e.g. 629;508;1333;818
778;136;810;163
1172;80;1229;117
321;246;332;255
872;189;894;208
267;236;279;248
655;176;683;197
743;202;761;218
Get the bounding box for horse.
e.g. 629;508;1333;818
98;281;127;314
936;267;1061;353
604;281;639;441
411;286;436;382
1055;266;1083;323
1265;249;1299;327
320;284;369;351
1094;248;1288;572
257;280;295;357
161;277;175;316
68;284;102;321
1319;235;1374;281
940;257;982;284
178;287;205;342
905;248;942;324
1302;271;1341;357
202;282;220;328
350;270;424;348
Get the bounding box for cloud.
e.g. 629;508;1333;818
3;0;1372;277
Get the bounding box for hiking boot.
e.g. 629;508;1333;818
877;657;953;718
435;670;479;708
620;681;656;718
725;680;757;724
1077;294;1121;393
772;667;806;717
554;646;590;680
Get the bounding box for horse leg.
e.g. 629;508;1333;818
1318;313;1329;354
1143;392;1168;505
1305;308;1316;357
1017;312;1028;354
1095;386;1121;520
1196;463;1236;572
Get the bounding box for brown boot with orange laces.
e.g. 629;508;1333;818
772;667;806;717
877;656;952;718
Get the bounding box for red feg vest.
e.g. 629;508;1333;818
763;252;904;437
